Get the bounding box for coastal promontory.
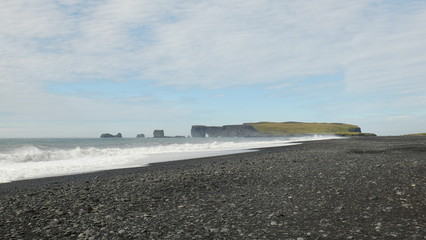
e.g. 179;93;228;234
191;124;263;137
192;122;376;137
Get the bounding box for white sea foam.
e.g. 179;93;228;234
0;135;340;183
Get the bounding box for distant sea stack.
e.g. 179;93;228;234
153;130;165;138
153;130;186;138
191;122;376;138
100;133;122;138
136;134;145;138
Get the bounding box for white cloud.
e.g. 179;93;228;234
342;4;426;93
0;0;425;136
264;83;293;91
2;0;424;89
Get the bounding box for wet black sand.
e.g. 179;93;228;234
1;136;425;239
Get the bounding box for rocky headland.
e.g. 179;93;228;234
192;122;376;138
191;124;263;137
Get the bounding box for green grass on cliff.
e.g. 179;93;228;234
246;122;362;136
404;133;426;136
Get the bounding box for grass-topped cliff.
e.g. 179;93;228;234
245;122;375;136
404;133;426;136
191;122;376;137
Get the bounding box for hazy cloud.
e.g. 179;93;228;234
1;0;425;136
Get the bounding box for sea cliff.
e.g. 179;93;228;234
191;124;265;138
192;122;375;137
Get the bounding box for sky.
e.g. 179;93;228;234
1;0;426;138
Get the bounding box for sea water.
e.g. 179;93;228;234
0;136;339;183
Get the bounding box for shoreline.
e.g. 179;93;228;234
0;136;314;185
1;136;425;239
0;138;306;190
0;148;263;192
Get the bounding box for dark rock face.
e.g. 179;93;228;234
192;122;371;138
153;130;165;138
337;133;377;137
100;133;122;138
136;134;145;138
191;125;266;138
349;127;362;133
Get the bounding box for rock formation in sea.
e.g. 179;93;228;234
153;130;165;138
152;130;186;138
100;133;122;138
136;134;145;138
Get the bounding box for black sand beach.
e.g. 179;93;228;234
1;136;425;239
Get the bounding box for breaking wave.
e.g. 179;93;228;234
0;135;340;183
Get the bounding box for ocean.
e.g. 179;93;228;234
0;135;340;183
